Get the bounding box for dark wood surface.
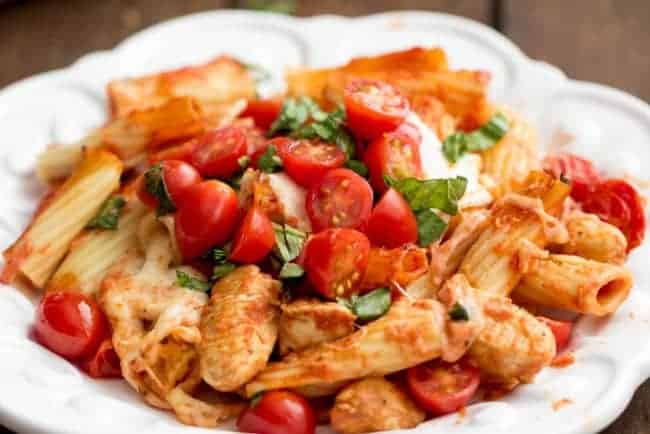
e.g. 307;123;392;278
0;1;649;433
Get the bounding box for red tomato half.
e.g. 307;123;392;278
277;139;346;187
543;153;601;202
537;316;573;353
306;168;373;232
302;228;370;299
137;160;202;209
175;180;240;260
79;338;121;378
581;179;646;251
230;207;276;264
191;126;248;178
33;292;108;361
407;361;480;416
237;390;316;434
241;98;284;131
366;188;418;248
344;79;409;141
364;122;423;193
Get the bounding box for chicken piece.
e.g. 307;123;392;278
199;265;281;392
360;245;429;292
330;377;425;434
245;274;484;396
278;299;356;355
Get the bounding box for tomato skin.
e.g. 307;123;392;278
306;168;374;232
543;153;601;202
191;126;248;179
33;292;108;361
302;228;371;299
137;160;202;209
241;98;284;131
344;79;409;141
277;139;346;187
175;180;240;260
537;316;573;353
230;207;276;264
364;122;423;193
366;189;418;248
149;140;196;164
79;338;121;378
237;390;316;434
407;361;480;416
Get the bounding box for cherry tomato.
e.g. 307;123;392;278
175;180;240;260
364;122;423;193
237;390;316;434
79;338;121;378
366;188;418;248
241;98;284;131
191;126;248;178
277;138;346;187
543;153;601;202
344;79;409;141
306;168;373;232
302;228;370;299
407;361;480;416
149;140;196;164
33;292;108;361
581;179;646;251
230;207;276;264
137;160;202;209
537;316;573;353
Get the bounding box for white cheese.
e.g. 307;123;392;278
267;172;312;232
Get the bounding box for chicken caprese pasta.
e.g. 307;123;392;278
1;47;646;434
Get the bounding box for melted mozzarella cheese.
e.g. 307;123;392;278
267;173;312;232
408;113;493;209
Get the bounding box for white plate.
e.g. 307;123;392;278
1;10;650;434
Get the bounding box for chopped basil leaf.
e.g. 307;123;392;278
385;176;468;215
245;0;296;14
207;247;228;263
273;223;306;263
176;270;211;292
212;263;236;280
449;302;470;321
268;97;322;136
279;262;304;279
339;288;392;323
345;159;368;178
144;163;176;215
442;113;509;163
86;196;126;230
257;145;283;173
415;209;448;247
293;105;356;160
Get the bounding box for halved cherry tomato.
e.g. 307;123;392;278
581;179;646;251
79;338;121;378
241;98;284;131
33;292;108;361
306;168;373;232
407;361;480;416
277;138;346;187
237;390;316;434
175;180;240;260
543;153;601;202
230;207;276;264
344;79;409;141
191;126;248;178
302;228;370;299
364;122;423;193
366;188;418;248
537;316;573;352
137;160;202;209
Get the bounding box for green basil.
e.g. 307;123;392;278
86;196;126;230
339;287;392;323
257;144;283;173
279;262;304;279
442;113;509;163
144;163;176;215
448;302;470;321
176;270;211;292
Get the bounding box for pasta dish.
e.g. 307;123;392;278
1;47;645;434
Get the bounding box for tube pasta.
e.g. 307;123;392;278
514;254;632;316
1;150;123;288
556;213;627;264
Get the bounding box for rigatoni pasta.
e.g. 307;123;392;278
555;212;627;264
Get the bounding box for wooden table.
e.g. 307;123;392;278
0;1;648;433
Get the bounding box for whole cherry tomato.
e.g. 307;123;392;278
306;168;373;232
33;292;108;361
365;188;418;248
344;79;409;141
191;126;248;179
175;180;240;260
79;338;121;378
537;316;573;353
277;138;346;187
543;153;601;202
241;98;284;131
230;207;276;264
302;228;370;299
237;390;316;434
407;361;480;416
138;160;202;209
